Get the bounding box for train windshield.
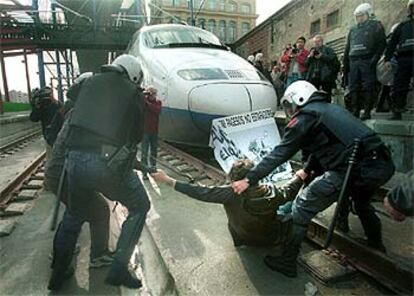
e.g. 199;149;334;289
143;27;225;49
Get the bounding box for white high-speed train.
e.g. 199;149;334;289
127;24;277;146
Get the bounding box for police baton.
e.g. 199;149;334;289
50;161;67;231
323;138;360;249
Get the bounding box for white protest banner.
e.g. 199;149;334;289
209;109;292;183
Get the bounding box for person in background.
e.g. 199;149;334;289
30;87;61;189
30;87;61;146
270;61;285;106
254;52;272;81
305;35;340;98
281;37;309;86
384;0;414;120
343;3;386;120
141;85;162;179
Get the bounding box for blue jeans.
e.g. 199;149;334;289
50;175;109;269
67;150;150;265
141;133;158;171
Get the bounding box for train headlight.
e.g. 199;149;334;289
177;68;229;81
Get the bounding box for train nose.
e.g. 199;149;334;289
188;84;253;133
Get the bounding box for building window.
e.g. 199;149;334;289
310;19;320;36
241;22;250;36
171;0;179;6
240;3;251;14
228;21;236;42
208;0;216;10
228;1;237;12
198;18;206;29
219;20;226;40
327;10;339;29
207;19;216;34
219;0;226;11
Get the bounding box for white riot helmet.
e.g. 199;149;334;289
74;72;93;84
354;3;373;17
112;54;142;84
281;81;317;117
408;0;414;8
247;55;255;63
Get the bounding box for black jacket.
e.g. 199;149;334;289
67;69;144;150
343;19;386;70
246;94;383;185
30;101;61;143
305;45;339;83
174;181;298;246
384;16;414;61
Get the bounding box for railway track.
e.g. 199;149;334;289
0;152;46;210
0;130;42;160
155;140;412;295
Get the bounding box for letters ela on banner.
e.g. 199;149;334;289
209;109;292;183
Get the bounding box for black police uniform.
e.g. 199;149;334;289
384;15;414;119
65;65;149;287
246;93;394;269
344;19;386;119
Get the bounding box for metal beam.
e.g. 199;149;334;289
23;49;32;101
0;51;10;102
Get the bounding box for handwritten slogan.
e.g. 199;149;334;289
209;109;292;183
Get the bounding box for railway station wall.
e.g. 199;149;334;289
232;0;407;63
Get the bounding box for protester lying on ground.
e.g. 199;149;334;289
151;159;304;247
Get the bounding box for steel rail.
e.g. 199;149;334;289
0;151;45;207
0;130;42;154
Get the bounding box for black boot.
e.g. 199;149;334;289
263;224;307;277
105;262;142;289
360;91;374;120
48;252;73;291
351;93;361;118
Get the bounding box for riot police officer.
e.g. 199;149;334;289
343;3;386;120
65;54;149;288
384;0;414;120
232;81;395;277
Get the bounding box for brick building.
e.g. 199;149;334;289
232;0;408;65
155;0;258;43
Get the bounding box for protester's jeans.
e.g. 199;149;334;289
141;133;158;171
67;150;150;265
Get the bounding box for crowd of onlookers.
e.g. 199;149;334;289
246;1;414;121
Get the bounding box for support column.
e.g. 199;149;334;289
0;51;10;102
55;51;64;102
23;50;32;102
51;2;63;102
64;50;71;88
32;0;46;88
